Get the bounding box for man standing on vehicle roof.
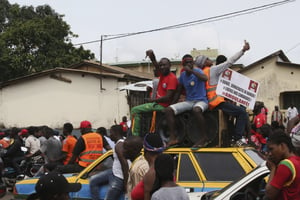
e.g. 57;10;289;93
195;40;250;146
265;131;300;200
130;50;178;136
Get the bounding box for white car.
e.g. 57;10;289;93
189;161;269;200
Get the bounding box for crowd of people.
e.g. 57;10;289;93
0;120;189;200
1;41;300;199
130;40;250;148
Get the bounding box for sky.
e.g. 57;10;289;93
8;0;300;66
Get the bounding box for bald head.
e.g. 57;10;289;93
123;136;143;161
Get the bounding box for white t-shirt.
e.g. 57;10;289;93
287;107;299;120
25;135;41;154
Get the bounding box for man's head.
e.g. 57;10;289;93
195;55;212;69
216;55;227;65
182;54;194;69
34;171;81;200
80;120;92;134
122;116;127;122
96;127;107;137
155;154;174;182
143;133;165;160
109;124;123;142
63;123;73;136
10;127;20;138
267;130;294;164
123;136;143;162
44;127;54;139
18;129;28;138
274;105;279;111
27;126;38;136
158;58;171;76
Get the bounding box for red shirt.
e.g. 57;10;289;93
270;156;300;200
253;113;266;128
156;72;178;107
131;180;144;200
120;121;128;132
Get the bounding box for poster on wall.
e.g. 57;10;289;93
216;69;259;110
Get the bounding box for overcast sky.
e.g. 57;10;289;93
9;0;300;66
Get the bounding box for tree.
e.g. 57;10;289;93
0;0;95;82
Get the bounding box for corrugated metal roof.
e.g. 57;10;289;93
0;67;127;88
69;60;154;80
238;50;291;73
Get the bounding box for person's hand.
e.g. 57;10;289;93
183;64;193;73
266;157;276;170
146;49;154;59
242;40;250;52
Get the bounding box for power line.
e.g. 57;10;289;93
286;42;300;53
74;0;294;46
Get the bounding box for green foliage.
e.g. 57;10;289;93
0;0;95;82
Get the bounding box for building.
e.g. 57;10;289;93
238;50;300;118
0;61;152;129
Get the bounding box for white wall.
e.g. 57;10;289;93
0;72;129;129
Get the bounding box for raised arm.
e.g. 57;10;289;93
213;40;250;76
146;49;159;74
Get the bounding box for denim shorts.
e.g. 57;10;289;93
170;100;208;115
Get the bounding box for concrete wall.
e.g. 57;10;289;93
0;72;129;129
241;57;300;120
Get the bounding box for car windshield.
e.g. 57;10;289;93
206;163;269;199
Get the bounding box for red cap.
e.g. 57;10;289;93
0;132;5;136
80;120;92;129
18;129;28;136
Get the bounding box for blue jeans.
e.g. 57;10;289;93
90;169;112;200
216;102;248;140
105;174;124;200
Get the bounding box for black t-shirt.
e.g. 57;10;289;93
72;133;109;157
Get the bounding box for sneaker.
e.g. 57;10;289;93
16;174;25;180
235;138;247;147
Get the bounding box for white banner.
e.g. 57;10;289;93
216;69;259;110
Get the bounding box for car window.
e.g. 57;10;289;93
243;149;265;165
177;153;200;182
194;152;245;181
86;155;114;178
210;171;269;199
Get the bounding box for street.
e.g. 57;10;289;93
1;191;12;200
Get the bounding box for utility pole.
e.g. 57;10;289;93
100;35;103;66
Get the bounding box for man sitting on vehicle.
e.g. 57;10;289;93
130;50;178;136
195;41;250;146
164;54;208;148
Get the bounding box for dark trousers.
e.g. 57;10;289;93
216;102;248;140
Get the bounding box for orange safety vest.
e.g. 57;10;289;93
203;67;225;110
78;132;103;167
